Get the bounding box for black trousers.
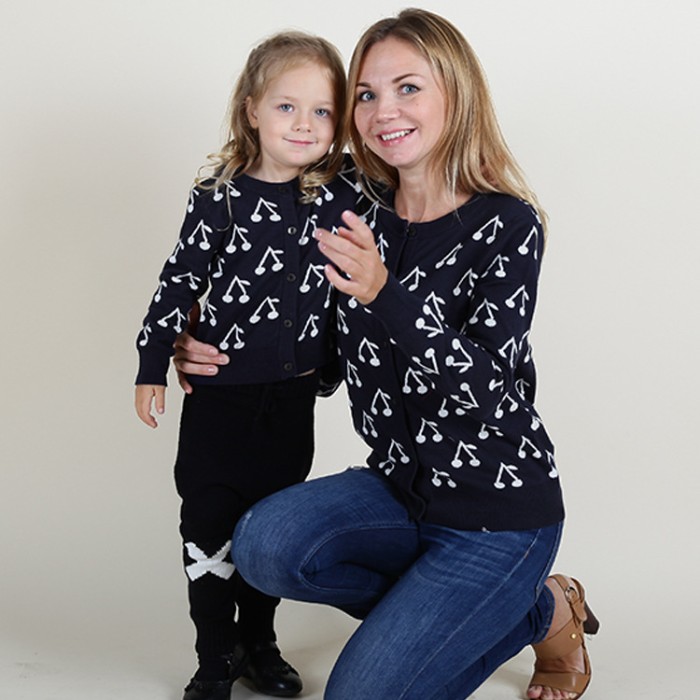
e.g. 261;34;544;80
174;372;318;659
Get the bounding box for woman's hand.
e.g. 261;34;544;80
172;302;229;393
315;210;388;305
173;333;229;393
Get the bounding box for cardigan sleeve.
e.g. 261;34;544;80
135;184;231;385
366;204;544;422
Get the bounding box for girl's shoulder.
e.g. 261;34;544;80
317;154;369;214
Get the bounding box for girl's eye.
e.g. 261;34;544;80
356;90;375;103
278;103;293;112
399;84;419;95
315;108;331;118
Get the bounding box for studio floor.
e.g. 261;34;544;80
0;594;692;700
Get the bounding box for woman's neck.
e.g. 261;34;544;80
394;171;470;223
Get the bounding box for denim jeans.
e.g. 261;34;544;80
233;468;562;700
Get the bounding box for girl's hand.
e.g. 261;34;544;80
315;210;388;305
135;384;166;428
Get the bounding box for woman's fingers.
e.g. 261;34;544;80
174;359;222;376
315;213;387;304
173;331;221;358
324;263;354;296
172;331;229;382
340;209;374;244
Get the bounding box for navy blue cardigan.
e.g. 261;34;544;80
136;162;362;386
339;192;564;531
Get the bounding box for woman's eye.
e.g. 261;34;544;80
357;90;375;103
399;84;418;95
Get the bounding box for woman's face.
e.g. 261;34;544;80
353;36;446;179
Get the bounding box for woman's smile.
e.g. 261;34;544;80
354;36;446;176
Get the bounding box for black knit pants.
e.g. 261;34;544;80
173;372;318;660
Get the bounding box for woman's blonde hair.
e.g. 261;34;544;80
346;9;546;228
199;31;347;202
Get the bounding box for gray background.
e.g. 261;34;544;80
2;1;698;697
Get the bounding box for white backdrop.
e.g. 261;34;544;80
2;1;699;698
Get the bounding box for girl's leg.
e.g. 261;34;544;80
324;521;562;700
175;376;317;683
175;388;250;670
233;469;421;618
230;375;319;698
230;374;319;646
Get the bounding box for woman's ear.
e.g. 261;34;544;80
245;96;259;129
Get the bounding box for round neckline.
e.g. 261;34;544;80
235;171;300;194
383;190;484;233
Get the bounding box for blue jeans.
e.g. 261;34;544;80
233;469;562;700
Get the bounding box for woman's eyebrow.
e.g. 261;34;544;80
392;73;421;83
356;73;422;89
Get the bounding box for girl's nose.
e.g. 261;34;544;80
293;114;311;131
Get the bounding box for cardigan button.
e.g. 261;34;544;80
406;224;417;238
287;226;297;235
286;273;297;282
283;319;293;328
283;362;293;372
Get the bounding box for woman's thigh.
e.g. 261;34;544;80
325;522;562;700
232;468;421;617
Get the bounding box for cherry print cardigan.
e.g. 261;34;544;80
340;193;565;531
136;162;362;387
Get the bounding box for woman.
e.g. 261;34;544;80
176;9;596;700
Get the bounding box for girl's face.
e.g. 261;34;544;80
246;61;336;181
353;37;446;180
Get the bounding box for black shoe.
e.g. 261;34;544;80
183;677;234;700
183;644;249;700
241;641;303;697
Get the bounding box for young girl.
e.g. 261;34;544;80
134;32;360;700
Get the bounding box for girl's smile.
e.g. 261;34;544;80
246;61;336;182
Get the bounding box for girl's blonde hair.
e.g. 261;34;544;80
200;31;347;202
346;9;546;228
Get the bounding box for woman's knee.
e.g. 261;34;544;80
231;489;313;596
233;471;395;598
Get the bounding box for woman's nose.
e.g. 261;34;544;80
374;94;399;122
